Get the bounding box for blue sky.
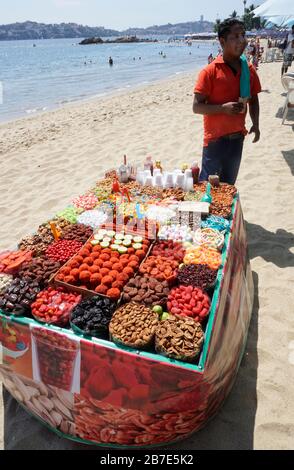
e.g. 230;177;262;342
0;0;262;29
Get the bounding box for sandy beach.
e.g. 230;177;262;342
0;60;294;450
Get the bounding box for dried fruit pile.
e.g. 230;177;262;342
122;276;170;306
155;314;204;362
70;295;116;336
139;256;179;283
177;264;217;291
0;250;32;275
184;245;222;270
167;285;211;323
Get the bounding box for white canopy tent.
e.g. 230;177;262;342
253;0;294;27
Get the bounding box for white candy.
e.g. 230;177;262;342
158;224;193;242
146;205;176;223
77;210;107;229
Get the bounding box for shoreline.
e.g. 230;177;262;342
0;68;199;128
0;70;198;161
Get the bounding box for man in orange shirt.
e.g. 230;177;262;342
193;18;261;184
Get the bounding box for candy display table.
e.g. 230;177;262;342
0;196;253;448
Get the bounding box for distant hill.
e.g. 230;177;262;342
0;21;119;41
0;20;214;41
123;21;214;36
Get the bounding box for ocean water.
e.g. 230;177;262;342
0;37;219;123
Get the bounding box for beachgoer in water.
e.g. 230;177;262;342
208;53;214;64
109;57;113;66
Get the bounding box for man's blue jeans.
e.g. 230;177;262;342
199;133;245;185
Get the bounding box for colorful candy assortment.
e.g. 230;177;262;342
0;278;41;315
177;264;217;291
46;239;83;263
201;215;230;233
77;209;108;229
0;167;237;365
56;206;83;223
0;273;14;294
151;240;186;263
31;287;81;326
158;224;194;242
167;285;211;323
193;228;224;251
184;246;222;270
55;236;150;299
139;256;179;283
72;193;98;211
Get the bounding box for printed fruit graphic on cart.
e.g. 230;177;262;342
32;328;79;391
0;319;29;357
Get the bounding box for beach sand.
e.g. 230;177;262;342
0;60;293;450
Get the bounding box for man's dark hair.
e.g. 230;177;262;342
218;18;245;40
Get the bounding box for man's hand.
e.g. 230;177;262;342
249;125;260;143
222;102;244;115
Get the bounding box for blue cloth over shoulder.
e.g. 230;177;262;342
240;54;251;99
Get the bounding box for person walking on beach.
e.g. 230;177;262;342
281;25;294;76
193;18;261;185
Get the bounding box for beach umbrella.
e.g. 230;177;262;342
253;0;294;17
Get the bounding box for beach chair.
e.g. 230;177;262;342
265;48;275;62
281;74;294;124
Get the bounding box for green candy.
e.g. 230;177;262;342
152;305;163;315
161;312;169;321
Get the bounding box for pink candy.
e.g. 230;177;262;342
72;194;98;210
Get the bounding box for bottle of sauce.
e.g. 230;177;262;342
191;161;200;184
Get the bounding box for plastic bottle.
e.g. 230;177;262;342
154;160;163;173
181;163;189;173
201;182;212;203
118;155;129;183
144;156;154;175
191;161;200;184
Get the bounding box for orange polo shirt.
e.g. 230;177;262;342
194;56;262;146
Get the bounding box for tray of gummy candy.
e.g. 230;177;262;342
52;228;154;302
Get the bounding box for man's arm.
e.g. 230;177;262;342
193;93;244;115
248;94;260;143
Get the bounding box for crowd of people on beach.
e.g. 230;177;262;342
207;38;263;70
